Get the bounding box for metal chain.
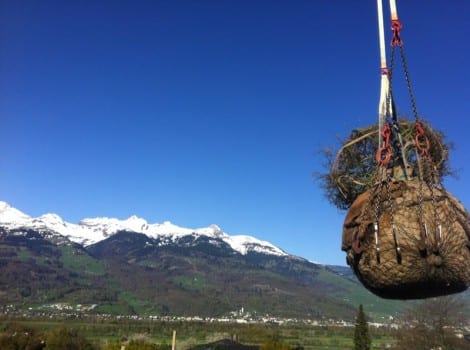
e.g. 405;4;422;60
373;174;386;259
395;27;443;254
425;159;441;252
417;173;429;252
355;169;382;257
384;173;401;261
398;45;420;122
387;44;410;175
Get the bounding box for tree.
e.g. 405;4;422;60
44;327;96;350
0;323;45;350
394;296;470;350
354;304;371;350
260;338;293;350
315;120;452;210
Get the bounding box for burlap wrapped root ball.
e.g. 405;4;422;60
342;178;470;299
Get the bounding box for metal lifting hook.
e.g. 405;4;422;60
389;0;403;47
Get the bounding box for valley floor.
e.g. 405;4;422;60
0;315;396;350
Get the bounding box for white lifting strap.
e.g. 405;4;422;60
377;0;393;147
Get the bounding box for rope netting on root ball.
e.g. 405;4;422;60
317;119;470;299
343;178;470;299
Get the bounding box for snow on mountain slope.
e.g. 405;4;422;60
0;201;31;224
227;235;287;256
0;201;288;256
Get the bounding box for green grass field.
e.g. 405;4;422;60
59;245;107;275
0;316;395;350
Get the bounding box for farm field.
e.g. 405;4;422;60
0;316;395;350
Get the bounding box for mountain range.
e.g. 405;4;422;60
0;201;285;256
0;201;467;321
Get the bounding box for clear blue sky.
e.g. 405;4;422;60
1;1;469;266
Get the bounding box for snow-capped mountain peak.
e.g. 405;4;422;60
37;213;66;225
0;201;31;223
194;224;226;238
227;235;286;256
79;215;149;235
0;201;288;257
